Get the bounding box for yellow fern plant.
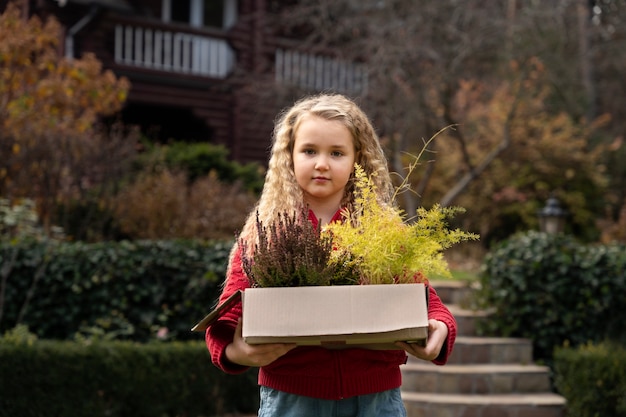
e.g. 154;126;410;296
323;164;479;285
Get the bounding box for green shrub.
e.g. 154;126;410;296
554;342;626;417
0;238;233;342
478;231;626;360
165;142;264;193
0;335;259;417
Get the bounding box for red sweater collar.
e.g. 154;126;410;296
307;208;344;229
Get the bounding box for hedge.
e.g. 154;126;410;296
0;238;233;342
0;336;259;417
554;342;626;417
478;231;626;360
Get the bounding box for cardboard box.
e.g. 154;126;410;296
193;283;428;350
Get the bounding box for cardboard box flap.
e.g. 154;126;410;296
242;284;428;342
191;290;242;332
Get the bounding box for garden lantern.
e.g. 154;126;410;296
538;195;567;234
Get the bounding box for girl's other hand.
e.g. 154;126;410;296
396;319;448;361
225;318;297;367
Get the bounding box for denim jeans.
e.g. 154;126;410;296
258;386;407;417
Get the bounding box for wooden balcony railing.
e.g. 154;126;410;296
114;23;234;78
112;19;366;92
275;48;368;96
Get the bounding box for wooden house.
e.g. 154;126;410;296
11;0;368;164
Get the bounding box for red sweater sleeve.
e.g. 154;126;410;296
205;246;250;374
427;284;457;365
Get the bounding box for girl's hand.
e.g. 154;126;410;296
396;319;448;361
225;319;297;367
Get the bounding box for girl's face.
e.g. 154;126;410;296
292;114;356;213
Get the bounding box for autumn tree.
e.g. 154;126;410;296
268;0;614;242
271;0;508;207
425;59;608;242
0;2;134;237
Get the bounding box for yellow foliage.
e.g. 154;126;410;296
324;165;479;284
419;58;608;236
0;3;130;139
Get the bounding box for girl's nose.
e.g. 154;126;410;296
315;155;330;170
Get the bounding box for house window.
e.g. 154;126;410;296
162;0;237;29
170;1;191;24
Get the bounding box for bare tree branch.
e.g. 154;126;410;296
439;78;525;207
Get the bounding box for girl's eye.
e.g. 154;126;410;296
303;149;316;155
331;151;344;157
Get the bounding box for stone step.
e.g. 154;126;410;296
446;336;533;365
430;280;478;307
402;362;552;394
402;392;566;417
418;279;567;416
448;305;492;337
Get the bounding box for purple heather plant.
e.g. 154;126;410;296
240;206;360;288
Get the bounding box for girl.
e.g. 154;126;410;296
206;93;457;417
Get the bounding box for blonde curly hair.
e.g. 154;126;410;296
235;93;393;253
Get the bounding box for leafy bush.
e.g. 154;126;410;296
0;238;233;342
554;342;626;417
164;141;264;193
0;334;259;417
111;168;256;240
478;231;626;360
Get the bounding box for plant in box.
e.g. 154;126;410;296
240;209;360;288
241;164;478;287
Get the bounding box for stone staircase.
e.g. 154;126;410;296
401;280;567;417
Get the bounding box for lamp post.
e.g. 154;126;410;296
538;195;568;234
